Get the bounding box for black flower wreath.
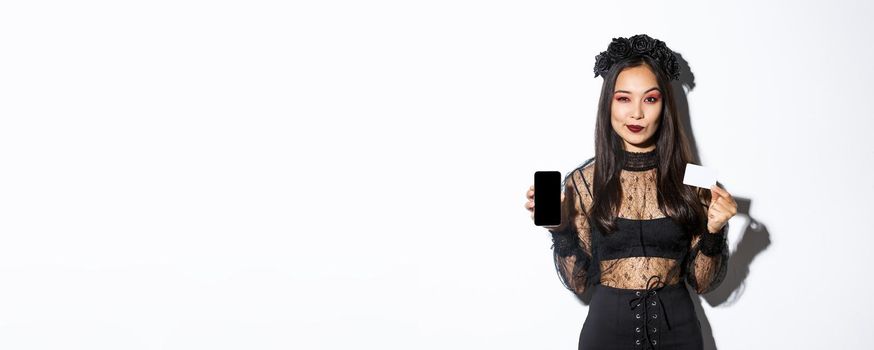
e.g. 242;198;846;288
593;34;680;81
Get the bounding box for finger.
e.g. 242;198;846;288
712;185;733;200
526;201;534;211
726;195;737;208
709;185;721;205
707;206;724;221
711;205;732;224
712;200;736;217
708;212;718;221
527;189;534;199
710;187;738;211
714;194;736;210
712;194;727;207
709;201;727;215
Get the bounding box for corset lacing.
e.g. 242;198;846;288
629;275;672;349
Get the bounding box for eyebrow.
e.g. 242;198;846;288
614;87;661;94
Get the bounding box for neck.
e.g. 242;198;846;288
622;148;658;171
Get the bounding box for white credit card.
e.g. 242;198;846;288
683;163;717;189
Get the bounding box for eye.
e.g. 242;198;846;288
616;96;629;102
646;96;659;103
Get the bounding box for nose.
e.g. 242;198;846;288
631;105;645;120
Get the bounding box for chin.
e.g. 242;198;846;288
625;136;654;148
625;136;647;145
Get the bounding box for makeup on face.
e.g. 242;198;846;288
614;87;661;134
610;66;664;153
613;88;662;104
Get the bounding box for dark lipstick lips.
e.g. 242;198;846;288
626;125;643;132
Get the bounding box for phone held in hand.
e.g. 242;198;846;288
534;171;561;226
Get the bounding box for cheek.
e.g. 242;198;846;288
646;103;662;114
610;104;625;121
646;104;662;126
610;113;623;129
610;100;623;113
648;118;661;134
649;121;661;134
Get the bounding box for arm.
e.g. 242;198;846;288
685;187;730;294
548;167;594;295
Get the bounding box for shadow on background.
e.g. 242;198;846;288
673;52;772;350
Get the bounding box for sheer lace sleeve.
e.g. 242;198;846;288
548;162;595;295
685;187;729;294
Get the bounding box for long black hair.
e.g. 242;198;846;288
587;55;710;236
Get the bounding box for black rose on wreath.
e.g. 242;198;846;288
653;40;668;55
650;41;668;61
662;54;680;80
629;34;655;54
592;34;682;81
593;53;612;78
606;37;632;60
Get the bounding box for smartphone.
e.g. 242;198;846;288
534;171;561;226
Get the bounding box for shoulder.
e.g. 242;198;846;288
579;157;595;182
564;157;595;193
578;157;595;183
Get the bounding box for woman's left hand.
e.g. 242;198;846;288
707;185;737;233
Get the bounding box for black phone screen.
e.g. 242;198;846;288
534;171;561;226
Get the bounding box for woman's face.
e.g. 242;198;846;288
610;65;663;152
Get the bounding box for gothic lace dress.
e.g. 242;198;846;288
548;150;728;350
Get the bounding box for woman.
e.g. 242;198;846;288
524;34;737;350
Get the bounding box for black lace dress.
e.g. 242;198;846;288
547;149;728;350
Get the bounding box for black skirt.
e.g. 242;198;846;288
578;282;703;350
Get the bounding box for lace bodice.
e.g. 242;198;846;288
547;149;729;295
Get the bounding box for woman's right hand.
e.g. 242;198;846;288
525;184;564;227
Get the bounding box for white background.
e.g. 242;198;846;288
1;0;871;349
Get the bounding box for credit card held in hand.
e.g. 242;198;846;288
683;163;717;189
